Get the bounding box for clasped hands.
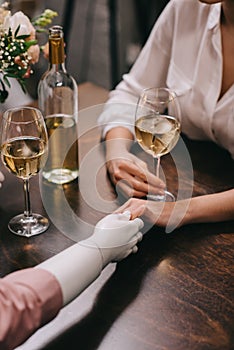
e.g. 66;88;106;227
80;211;144;266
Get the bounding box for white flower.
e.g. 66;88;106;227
7;11;40;64
8;11;35;37
0;4;10;30
0;6;58;103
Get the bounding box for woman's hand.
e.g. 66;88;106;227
115;198;174;227
107;151;166;198
115;197;191;229
116;189;234;231
105;127;165;199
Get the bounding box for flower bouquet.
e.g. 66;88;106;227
0;1;57;103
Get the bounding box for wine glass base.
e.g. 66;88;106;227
42;168;79;184
8;214;49;237
147;190;175;202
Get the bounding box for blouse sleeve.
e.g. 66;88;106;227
97;0;175;138
0;267;63;350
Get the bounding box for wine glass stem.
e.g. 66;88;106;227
153;156;161;178
23;179;32;218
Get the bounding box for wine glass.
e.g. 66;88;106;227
0;106;49;237
135;87;181;201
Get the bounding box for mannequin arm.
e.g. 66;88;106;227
38;212;144;305
37;242;103;306
0;213;143;350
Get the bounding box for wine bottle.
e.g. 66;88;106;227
38;25;79;184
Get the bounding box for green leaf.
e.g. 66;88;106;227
3;75;11;88
16;34;31;40
25;40;38;49
35;28;48;33
17;79;27;93
14;25;20;38
5;72;17;78
0;79;9;103
0;90;9;103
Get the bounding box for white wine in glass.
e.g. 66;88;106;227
135;87;181;201
0;107;49;237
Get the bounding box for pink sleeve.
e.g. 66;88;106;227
0;267;63;350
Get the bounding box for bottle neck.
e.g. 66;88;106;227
49;61;67;72
49;35;65;66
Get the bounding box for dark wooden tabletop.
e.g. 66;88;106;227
0;83;234;350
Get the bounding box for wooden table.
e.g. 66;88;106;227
0;83;233;350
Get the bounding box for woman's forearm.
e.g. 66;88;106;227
106;127;134;141
184;189;234;225
105;127;134;159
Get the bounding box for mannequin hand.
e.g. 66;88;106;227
0;171;4;188
79;212;144;266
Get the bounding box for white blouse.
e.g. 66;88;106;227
98;0;234;158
